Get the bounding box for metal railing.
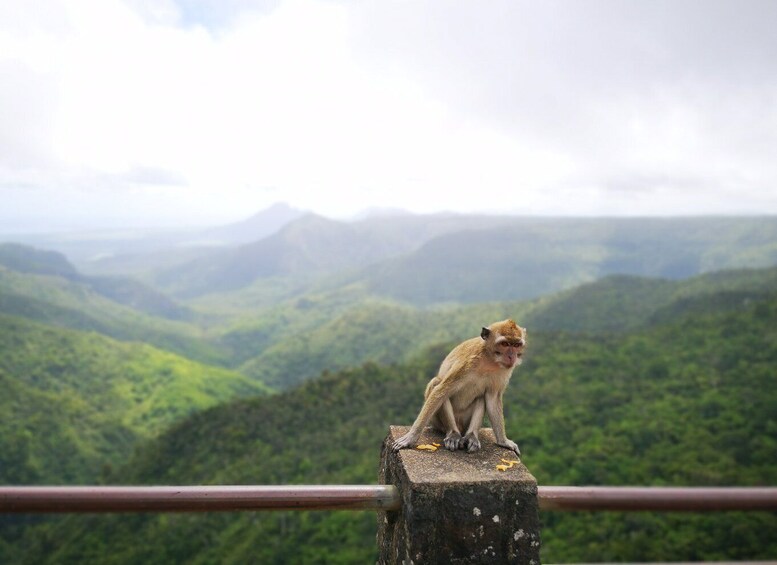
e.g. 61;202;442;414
2;485;777;514
538;486;777;512
0;485;400;513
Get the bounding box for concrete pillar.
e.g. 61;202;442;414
378;425;541;564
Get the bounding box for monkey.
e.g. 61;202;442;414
392;319;527;456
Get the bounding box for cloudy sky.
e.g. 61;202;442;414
2;0;776;231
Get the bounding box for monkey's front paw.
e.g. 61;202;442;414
392;433;416;452
462;433;481;452
497;439;521;457
443;431;462;451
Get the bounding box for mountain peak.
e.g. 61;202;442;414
200;202;306;244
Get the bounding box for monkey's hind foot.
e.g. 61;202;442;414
462;432;481;452
443;431;462;451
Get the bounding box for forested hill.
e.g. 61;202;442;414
0;314;268;485
0;245;226;365
0;243;192;321
228;266;777;388
2;233;775;395
7;278;776;564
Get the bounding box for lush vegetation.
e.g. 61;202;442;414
0;266;228;365
1;220;776;563
0;314;268;485
0;243;195;321
8;221;775;389
3;272;776;563
225;266;777;388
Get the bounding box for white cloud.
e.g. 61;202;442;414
1;0;776;230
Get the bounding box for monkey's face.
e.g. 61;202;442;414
482;319;527;369
492;336;526;368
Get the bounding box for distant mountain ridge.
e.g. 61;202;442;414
187;202;306;246
0;243;78;279
11;212;775;307
153;213;426;297
146;215;777;302
359;216;777;304
0;243;193;321
0;244;228;365
2;202;307;268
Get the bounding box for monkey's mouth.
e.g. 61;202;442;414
500;352;524;368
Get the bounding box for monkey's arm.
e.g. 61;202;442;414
392;373;464;451
485;389;521;456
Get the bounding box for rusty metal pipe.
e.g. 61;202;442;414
538;486;777;512
0;485;401;514
4;485;777;514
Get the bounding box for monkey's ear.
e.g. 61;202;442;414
481;327;491;340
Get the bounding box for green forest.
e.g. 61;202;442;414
0;216;776;563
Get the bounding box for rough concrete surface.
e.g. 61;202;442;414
377;426;541;564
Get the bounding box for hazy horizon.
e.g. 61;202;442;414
3;1;777;232
3;200;777;238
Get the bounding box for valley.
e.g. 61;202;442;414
0;209;775;563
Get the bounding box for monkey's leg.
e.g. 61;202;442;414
461;397;485;452
437;399;462;451
485;391;521;456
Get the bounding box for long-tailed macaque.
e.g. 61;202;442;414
392;319;527;455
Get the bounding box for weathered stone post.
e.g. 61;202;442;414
378;426;541;564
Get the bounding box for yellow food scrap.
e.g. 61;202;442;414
432;443;441;447
496;459;520;471
416;444;438;451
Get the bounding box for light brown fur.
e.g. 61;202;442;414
392;320;527;455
